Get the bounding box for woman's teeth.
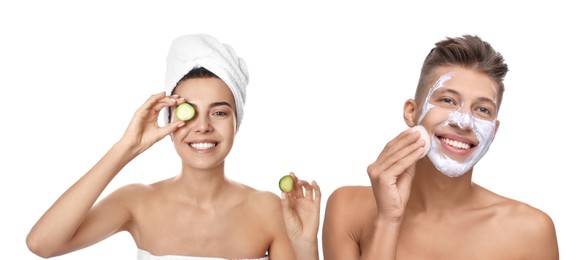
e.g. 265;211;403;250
190;142;216;149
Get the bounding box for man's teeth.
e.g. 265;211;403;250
441;137;471;150
190;143;216;149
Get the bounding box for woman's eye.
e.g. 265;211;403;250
212;111;227;116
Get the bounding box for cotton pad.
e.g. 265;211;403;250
412;125;431;159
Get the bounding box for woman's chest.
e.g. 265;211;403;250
130;203;270;257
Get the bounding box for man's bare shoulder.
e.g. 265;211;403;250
492;194;555;237
325;185;377;224
474;184;559;258
323;185;378;246
328;185;375;206
474;184;553;222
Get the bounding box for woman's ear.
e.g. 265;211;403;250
404;99;418;127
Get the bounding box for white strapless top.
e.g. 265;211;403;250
137;248;269;260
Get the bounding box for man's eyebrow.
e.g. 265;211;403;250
474;97;498;107
432;88;460;96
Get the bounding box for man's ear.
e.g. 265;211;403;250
494;119;500;138
404;99;418;127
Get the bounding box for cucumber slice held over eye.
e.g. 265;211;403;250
279;175;295;193
175;103;196;121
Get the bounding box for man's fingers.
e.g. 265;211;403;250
368;131;424;179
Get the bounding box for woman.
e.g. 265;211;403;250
26;34;321;260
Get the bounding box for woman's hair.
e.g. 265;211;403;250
415;35;509;109
174;67;220;91
166;67;219;123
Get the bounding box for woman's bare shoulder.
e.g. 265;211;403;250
105;179;172;206
225;181;282;211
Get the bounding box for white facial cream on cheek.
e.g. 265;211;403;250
427;111;496;177
418;72;497;177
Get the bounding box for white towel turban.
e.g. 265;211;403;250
163;34;249;130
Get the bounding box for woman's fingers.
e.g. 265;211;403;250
311;180;321;202
299;180;313;199
293;179;321;202
154;95;185;114
157;120;185;138
137;92;166;113
282;172;321;203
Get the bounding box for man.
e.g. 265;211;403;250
322;35;558;259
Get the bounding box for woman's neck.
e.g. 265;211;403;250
171;163;230;207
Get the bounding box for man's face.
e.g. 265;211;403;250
417;66;500;177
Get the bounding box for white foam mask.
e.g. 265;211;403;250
417;73;497;177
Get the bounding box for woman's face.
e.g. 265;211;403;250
170;77;237;171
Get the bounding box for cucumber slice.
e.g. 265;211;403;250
279;175;294;193
175;103;196;121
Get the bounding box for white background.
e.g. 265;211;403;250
2;1;586;259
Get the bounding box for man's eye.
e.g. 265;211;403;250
441;98;454;104
474;106;496;120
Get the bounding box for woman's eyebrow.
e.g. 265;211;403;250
210;101;232;108
182;101;231;108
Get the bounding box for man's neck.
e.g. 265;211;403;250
408;159;475;213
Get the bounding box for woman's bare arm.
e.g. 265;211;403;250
26;93;184;257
